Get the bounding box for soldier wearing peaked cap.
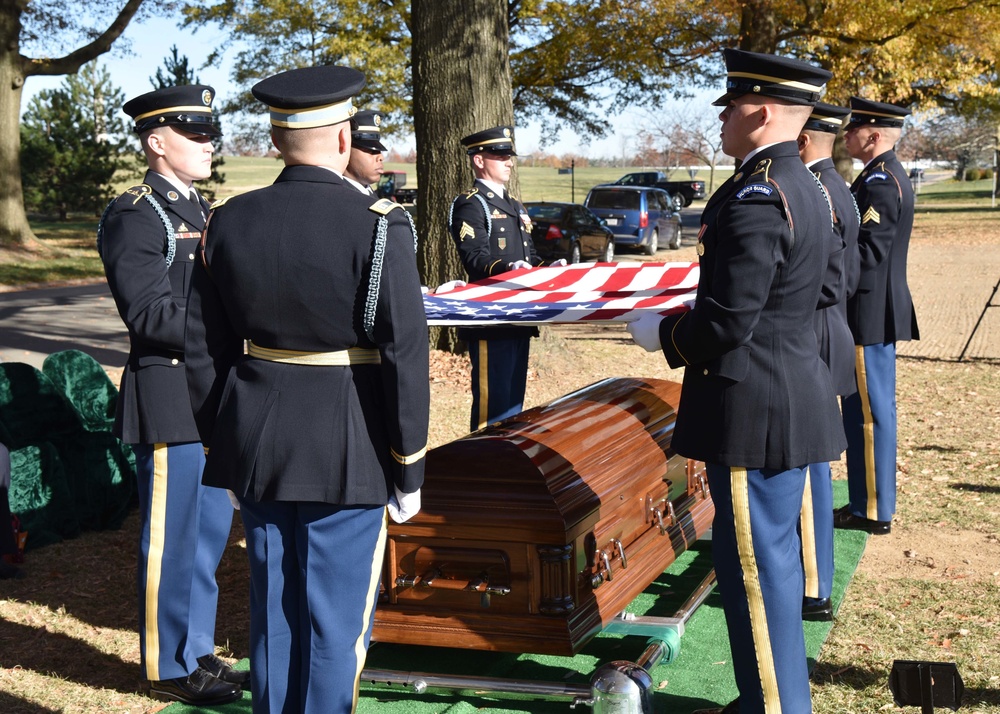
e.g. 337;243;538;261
345;109;387;195
627;49;846;714
449;125;562;432
98;85;245;706
834;97;918;538
184;66;429;714
796;101;861;624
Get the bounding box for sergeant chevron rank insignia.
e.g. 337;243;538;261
862;206;881;224
459;222;475;241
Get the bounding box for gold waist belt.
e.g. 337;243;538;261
247;341;381;366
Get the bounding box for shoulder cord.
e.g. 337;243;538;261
95;194;176;267
447;193;492;242
363;208;420;343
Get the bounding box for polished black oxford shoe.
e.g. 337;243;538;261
802;596;833;621
198;652;251;689
832;505;891;535
148;667;242;705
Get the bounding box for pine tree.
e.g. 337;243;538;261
19;63;133;220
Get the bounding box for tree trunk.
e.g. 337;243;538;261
0;11;36;249
412;0;515;351
738;1;779;53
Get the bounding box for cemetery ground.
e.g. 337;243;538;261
0;162;998;712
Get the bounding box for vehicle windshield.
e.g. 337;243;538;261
526;204;565;221
587;190;640;210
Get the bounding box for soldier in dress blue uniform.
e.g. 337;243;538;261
184;66;429;714
344;109;386;195
796;102;861;622
449;126;562;431
628;49;845;714
834;97;918;536
99;85;245;706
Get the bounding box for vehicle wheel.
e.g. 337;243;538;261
669;223;683;250
644;229;659;256
671;193;684;211
602;239;615;263
682;195;693;208
569;243;582;264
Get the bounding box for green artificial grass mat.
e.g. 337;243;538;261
166;481;867;713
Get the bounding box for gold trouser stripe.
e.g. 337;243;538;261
732;467;782;713
800;470;818;599
144;443;170;681
351;511;388;711
475;341;490;430
248;341;381;366
391;445;427;465
854;347;879;520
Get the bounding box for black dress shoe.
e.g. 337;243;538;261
802;596;833;621
198;653;251;689
148;667;242;705
832;505;891;534
693;699;739;714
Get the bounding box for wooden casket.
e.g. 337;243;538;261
373;377;714;657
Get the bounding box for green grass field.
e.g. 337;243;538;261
3;157;996;288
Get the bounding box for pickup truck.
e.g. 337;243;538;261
613;171;706;210
376;170;418;204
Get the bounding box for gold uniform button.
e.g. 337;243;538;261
703;369;709;376
171;359;179;365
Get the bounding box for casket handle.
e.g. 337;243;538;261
610;538;628;569
395;569;511;599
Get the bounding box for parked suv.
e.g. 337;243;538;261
583;185;683;255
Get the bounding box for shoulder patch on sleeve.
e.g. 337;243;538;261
735;184;774;200
369;198;403;215
120;184;152;205
209;195;235;210
864;171;890;184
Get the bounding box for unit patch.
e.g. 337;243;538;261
736;184;774;200
864;171;889;184
498;237;507;250
862;206;881;224
459;222;475;241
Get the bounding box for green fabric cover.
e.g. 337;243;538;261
0;361;135;549
42;350;118;433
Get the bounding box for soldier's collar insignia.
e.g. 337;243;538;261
733;172;743;182
862;206;881;224
486;192;495;198
167;190;180;201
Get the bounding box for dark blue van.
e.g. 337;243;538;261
583;185;683;255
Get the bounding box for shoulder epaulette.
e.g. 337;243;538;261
463;187;479;199
120;184;152;205
210;195;235;210
368;198;403;215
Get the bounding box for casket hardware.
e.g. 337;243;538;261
395;567;510;607
698;472;709;498
610;538;628;568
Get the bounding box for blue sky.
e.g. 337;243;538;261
20;14;659;159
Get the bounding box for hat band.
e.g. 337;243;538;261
133;105;213;122
805;114;844;132
727;71;825;94
353;123;380;133
269;99;356;129
465;137;514;149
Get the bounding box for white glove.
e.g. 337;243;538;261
387;486;421;524
626;313;664;352
510;260;532;270
550;259;568;267
683;298;696;310
420;285;429;295
226;489;240;510
434;279;467;293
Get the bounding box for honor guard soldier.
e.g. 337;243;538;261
449;126;563;431
184;65;429;714
835;97;919;535
796;102;861;622
99;85;245;706
627;49;845;714
344;109;386;194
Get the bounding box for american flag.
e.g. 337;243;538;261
424;261;699;326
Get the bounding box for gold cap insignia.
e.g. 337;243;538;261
374;114;381;127
202;89;212;106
